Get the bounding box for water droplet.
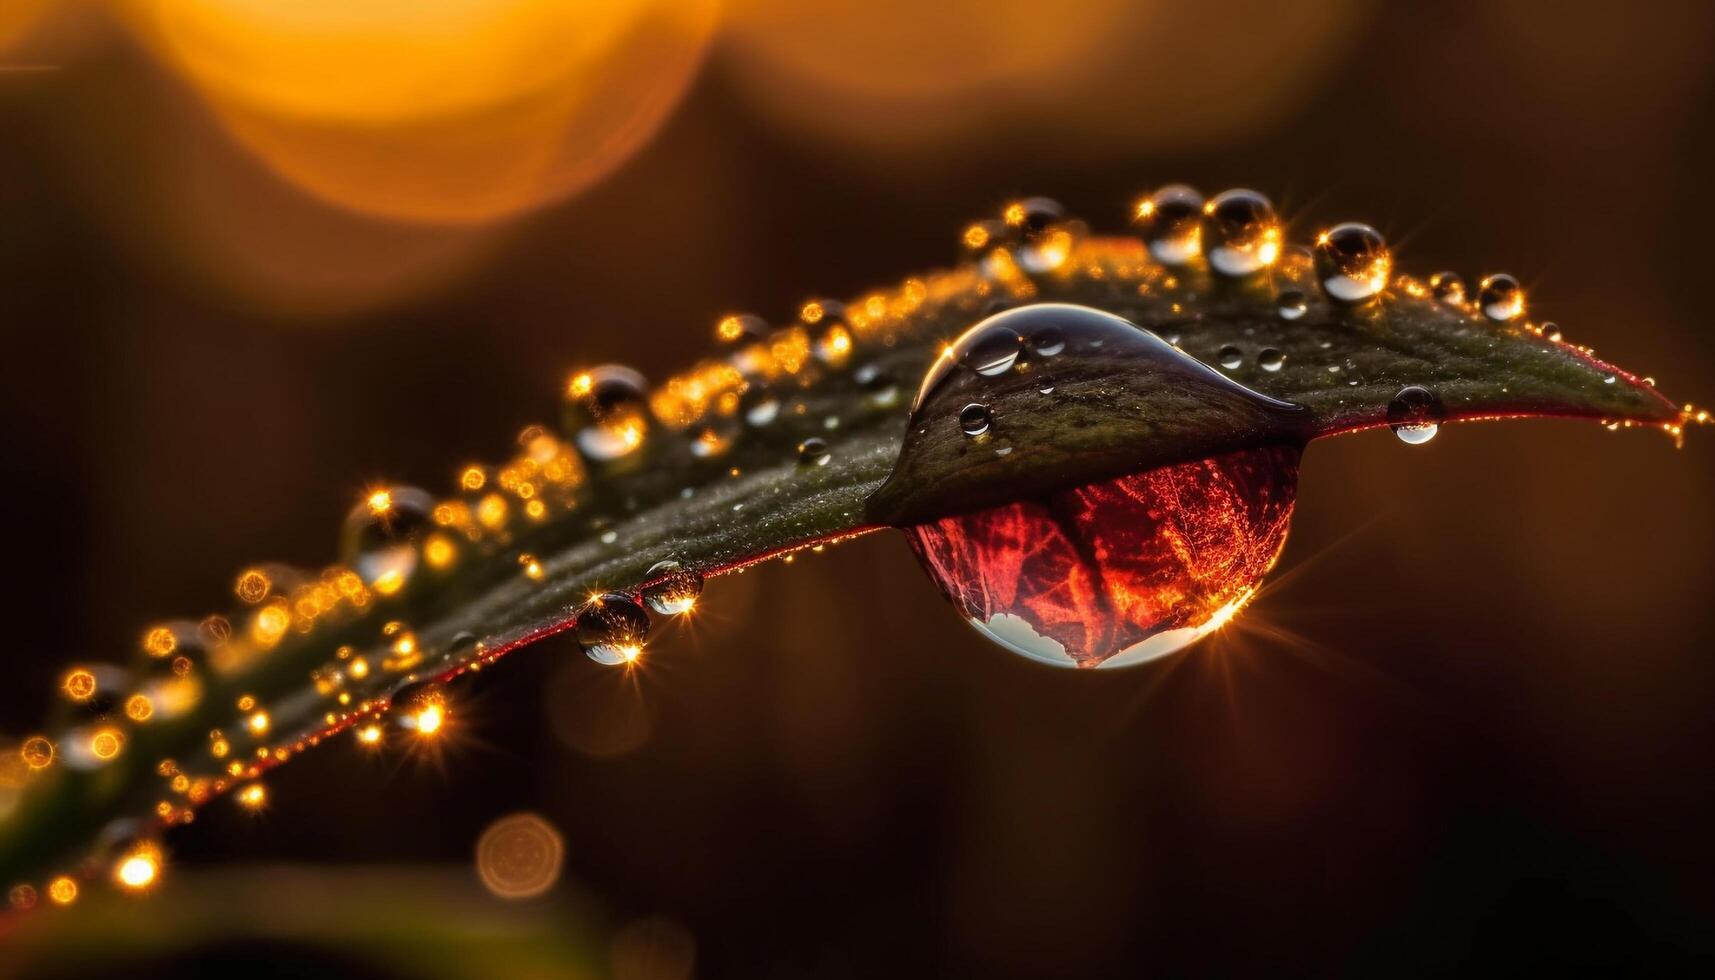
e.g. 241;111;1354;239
805;300;853;367
562;365;649;462
1314;223;1392;303
1476;273;1525;322
1539;321;1563;342
1276;290;1308;320
689;415;739;458
1132;184;1203;266
389;680;448;734
1036;376;1057;395
642;560;703;616
907;446;1299;668
1257;348;1285;372
964;324;1023;376
739;385;780;426
340;485;434;592
1603;373;1617;385
1202;189;1282;277
1217;345;1243;370
1429;271;1467;305
959;403;992;437
577;593;649;666
1388;385;1444;444
796;437;831;467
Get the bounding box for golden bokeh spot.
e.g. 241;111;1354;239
20;736;53;770
114;844;162;892
460;465;487;492
356;723;383;746
246;711;270;735
962;222;991;250
46;876;77;906
142;626;177;657
125;695;155;723
348;655;371;680
61;668;97;702
475;812;565;900
715;315;745;342
424;533;457;569
799;300;825;324
366;488;394;515
7;884;36;911
237;783;267;810
89;728;124;761
235;568;272;604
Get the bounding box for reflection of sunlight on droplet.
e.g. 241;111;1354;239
122;0;721;223
475;811;564;900
611;916;697;980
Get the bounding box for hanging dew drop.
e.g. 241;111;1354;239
1132;184;1204;267
1217;345;1243;370
1476;273;1526;322
1388;385;1445;444
1314;223;1392;303
1276;290;1308;321
577;593;649;666
1202;188;1282;278
340;485;434;594
562;365;650;462
642;561;703;616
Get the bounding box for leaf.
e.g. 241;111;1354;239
0;210;1691;897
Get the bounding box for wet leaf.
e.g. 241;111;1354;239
0;210;1691;895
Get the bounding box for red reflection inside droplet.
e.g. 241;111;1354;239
906;446;1299;668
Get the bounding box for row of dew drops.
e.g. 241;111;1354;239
3;184;1681;912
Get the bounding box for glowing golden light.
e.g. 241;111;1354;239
46;877;77;906
89;727;124;761
520;554;545;580
209;732;230;758
142;626;177;657
348;656;371;680
475;812;565;899
61;668;97;702
424;534;457;569
121;0;721;224
114;844;162;892
237;783;267;810
356;723;384;745
246;711;271;735
125;695;155;722
372;569;406;596
235;568;272;604
20;736;53;770
414;702;446;736
366;488;394;515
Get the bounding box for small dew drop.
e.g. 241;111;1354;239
1429;271;1467;305
959;403;993;437
1132;184;1204;266
1540;322;1563;342
577;593;649;666
1476;274;1526;322
1314;223;1392;303
1257;348;1285;372
1029;326;1066;357
797;437;831;467
562;365;649;462
1202;189;1282;278
340;485;433;592
1276;290;1308;321
1217;345;1243;370
642;561;703;616
1388;385;1445;445
964;324;1024;376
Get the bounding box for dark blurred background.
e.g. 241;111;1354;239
3;1;1714;976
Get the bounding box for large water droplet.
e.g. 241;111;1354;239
1388;385;1444;444
563;366;649;462
1202;189;1282;277
907;446;1299;668
1314;223;1392;303
577;593;650;666
340;485;434;592
1476;274;1525;322
642;561;703;616
1132;184;1203;266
